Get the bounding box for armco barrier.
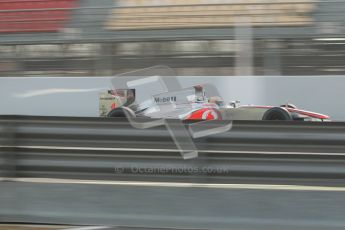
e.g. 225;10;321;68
1;116;345;229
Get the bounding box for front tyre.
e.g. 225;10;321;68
262;107;292;121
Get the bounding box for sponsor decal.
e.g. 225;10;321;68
154;96;177;103
202;109;219;120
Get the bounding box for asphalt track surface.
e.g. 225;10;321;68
1;179;345;230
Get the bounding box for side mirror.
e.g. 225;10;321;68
229;100;240;108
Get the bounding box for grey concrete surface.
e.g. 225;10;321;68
1;181;345;230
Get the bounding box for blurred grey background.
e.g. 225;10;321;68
1;0;345;76
1;0;345;118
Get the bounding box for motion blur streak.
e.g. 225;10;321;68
2;145;345;156
5;178;345;192
13;88;105;98
64;227;109;230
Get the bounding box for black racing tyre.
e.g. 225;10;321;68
262;107;292;121
280;103;297;109
107;107;136;118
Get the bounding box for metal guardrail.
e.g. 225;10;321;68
1;116;345;229
1;115;345;185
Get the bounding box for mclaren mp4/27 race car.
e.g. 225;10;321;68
99;85;330;122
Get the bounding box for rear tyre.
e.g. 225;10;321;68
262;107;292;121
107;107;136;118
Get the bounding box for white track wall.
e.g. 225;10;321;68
0;76;343;120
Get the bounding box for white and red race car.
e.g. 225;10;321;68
99;85;330;122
